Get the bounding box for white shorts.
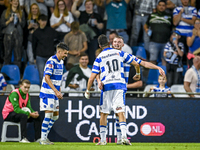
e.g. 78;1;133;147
100;90;125;114
40;98;59;112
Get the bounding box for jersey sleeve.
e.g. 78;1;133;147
120;51;133;64
44;60;55;76
132;55;141;64
92;57;101;74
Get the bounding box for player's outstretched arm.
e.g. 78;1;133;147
96;74;103;90
140;61;165;77
85;73;97;99
130;60;140;80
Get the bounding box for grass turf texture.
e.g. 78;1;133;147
0;142;200;150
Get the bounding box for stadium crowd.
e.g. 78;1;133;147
0;0;200;97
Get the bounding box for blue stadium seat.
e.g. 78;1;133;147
131;46;138;56
23;65;40;85
1;65;20;85
158;65;167;74
146;69;159;85
136;46;146;60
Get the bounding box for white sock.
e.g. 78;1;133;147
41;113;53;140
115;117;121;141
119;122;127;139
46;115;59;136
100;125;107;142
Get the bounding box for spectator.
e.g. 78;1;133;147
64;53;95;96
198;9;200;18
165;0;182;14
0;73;7;95
144;75;174;97
64;21;87;65
184;56;200;97
164;30;184;87
2;79;41;143
130;0;156;50
144;0;173;65
0;0;8;68
173;0;197;59
109;31;132;54
27;3;40;65
95;48;102;57
25;0;54;16
32;14;62;83
71;0;104;65
187;19;200;67
126;65;143;97
1;0;25;70
104;0;130;44
54;0;73;11
191;0;200;11
50;0;74;38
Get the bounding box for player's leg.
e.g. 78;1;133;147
96;91;111;145
5;111;30;143
97;112;108;145
40;98;54;145
115;113;122;144
113;90;131;145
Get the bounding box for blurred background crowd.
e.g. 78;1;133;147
0;0;200;98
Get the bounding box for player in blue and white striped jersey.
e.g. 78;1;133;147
85;35;165;145
173;1;197;36
39;42;69;145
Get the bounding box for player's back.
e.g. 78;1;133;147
92;47;133;91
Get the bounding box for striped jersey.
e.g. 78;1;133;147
173;6;197;36
0;73;7;91
40;55;64;100
198;9;200;19
92;47;134;92
164;42;184;65
152;85;171;97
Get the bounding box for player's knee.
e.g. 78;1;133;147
45;112;54;119
52;115;59;121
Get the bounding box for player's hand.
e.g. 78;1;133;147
167;91;171;94
55;91;63;99
133;74;140;80
158;67;165;77
98;81;103;90
30;112;38;118
84;90;90;99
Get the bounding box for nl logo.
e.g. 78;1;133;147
140;123;165;136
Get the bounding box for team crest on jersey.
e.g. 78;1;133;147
50;104;54;108
48;64;53;68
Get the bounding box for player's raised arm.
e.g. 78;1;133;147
140;61;165;77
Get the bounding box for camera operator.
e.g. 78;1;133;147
164;30;184;87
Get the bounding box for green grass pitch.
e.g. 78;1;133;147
0;142;200;150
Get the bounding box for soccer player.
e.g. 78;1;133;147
39;42;69;145
88;35;165;145
85;34;141;145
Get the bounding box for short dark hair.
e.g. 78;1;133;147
79;52;89;58
20;79;31;86
98;34;109;47
38;14;48;21
158;0;166;5
110;31;118;36
57;42;69;50
71;21;80;32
